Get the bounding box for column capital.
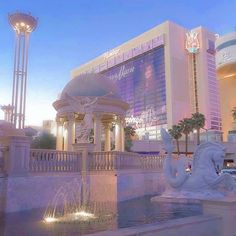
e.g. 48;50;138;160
94;113;102;119
56;115;67;124
67;113;75;122
116;115;126;125
103;120;112;129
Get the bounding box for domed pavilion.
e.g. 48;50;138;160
53;73;129;152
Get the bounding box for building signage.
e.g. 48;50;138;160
91;34;165;73
108;65;135;81
185;30;200;54
125;115;144;125
103;48;120;59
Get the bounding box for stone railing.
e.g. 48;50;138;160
89;151;165;171
29;149;82;172
27;149;166;173
140;154;165;170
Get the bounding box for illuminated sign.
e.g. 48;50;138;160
107;65;135;81
185;30;200;54
103;48;120;59
98;35;165;72
125;115;144;125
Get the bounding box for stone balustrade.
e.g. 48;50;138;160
140;154;165;170
2;147;167;174
29;149;82;172
0;144;182;174
89;151;165;171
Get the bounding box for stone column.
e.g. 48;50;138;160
56;118;64;151
94;113;102;152
120;118;125;152
63;121;68;151
67;114;75;151
115;117;121;151
104;122;111;151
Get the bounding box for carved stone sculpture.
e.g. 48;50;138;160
161;128;236;199
65;94;98;143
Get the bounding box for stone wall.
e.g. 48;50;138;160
87;215;221;236
3;174;81;212
1;170;165;212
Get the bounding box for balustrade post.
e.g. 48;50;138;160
5;136;31;176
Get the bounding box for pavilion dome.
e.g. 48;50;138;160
60;73;120;100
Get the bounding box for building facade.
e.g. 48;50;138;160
72;21;221;140
216;32;236;141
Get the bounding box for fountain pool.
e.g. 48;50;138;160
0;196;202;235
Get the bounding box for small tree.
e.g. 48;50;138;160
191;112;205;145
169;124;182;155
124;126;136;152
232;107;236;121
31;132;56;149
179;118;193;156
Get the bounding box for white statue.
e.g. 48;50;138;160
65;94;98;143
161;128;236;199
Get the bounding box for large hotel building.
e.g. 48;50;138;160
71;21;221;140
216;32;236;141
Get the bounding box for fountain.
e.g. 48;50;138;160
43;179;116;225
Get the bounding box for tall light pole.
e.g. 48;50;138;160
9;12;38;129
186;30;200;113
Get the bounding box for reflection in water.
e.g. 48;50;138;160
0;196;202;236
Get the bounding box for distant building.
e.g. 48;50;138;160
71;21;221;140
42;120;56;135
216;32;236;141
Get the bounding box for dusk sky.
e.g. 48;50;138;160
0;0;235;126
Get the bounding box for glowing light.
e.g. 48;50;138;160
20;22;25;27
223;73;236;79
185;30;200;54
75;211;95;218
125;115;144;125
44;217;57;223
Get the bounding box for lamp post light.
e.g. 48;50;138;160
8;12;38;129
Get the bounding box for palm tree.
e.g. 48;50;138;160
168;125;183;155
191;112;205;145
232;107;236;121
179;118;194;156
